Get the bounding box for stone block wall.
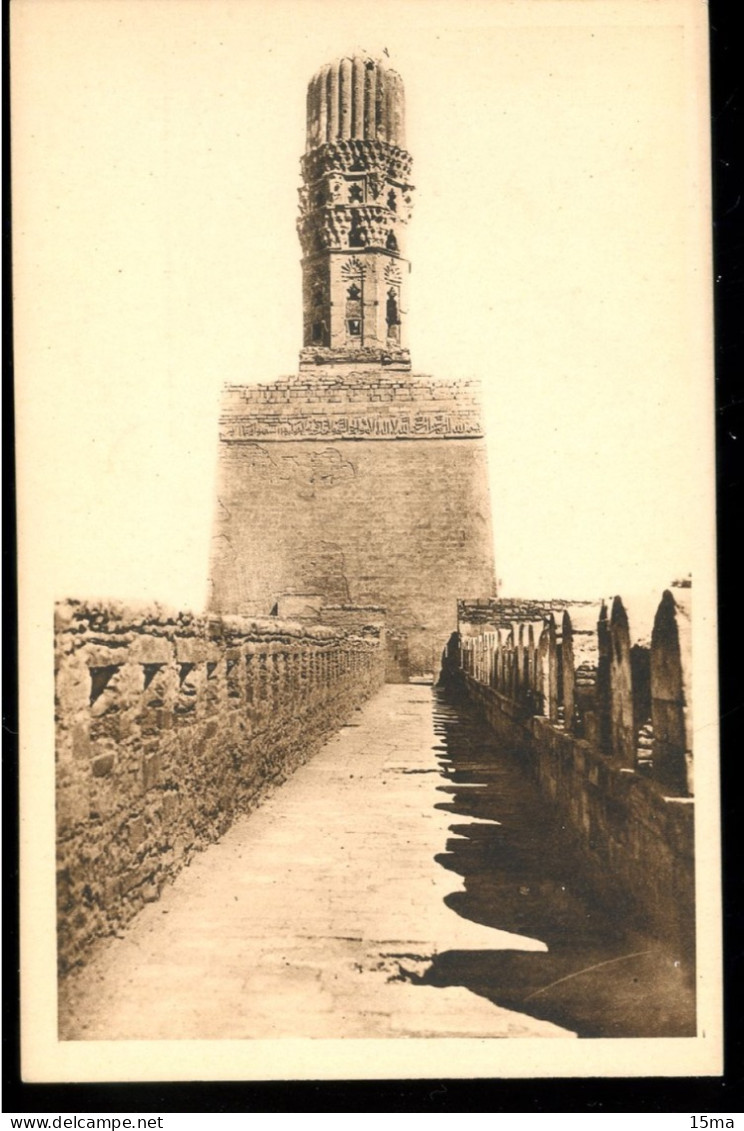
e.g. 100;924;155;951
449;589;695;953
209;371;496;678
55;599;384;972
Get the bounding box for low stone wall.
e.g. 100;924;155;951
462;678;694;956
457;590;692;795
448;588;695;955
55;600;384;972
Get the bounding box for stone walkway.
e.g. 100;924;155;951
59;685;695;1041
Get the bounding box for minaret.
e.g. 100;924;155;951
297;55;413;370
209;53;497;679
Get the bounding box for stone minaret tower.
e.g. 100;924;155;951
209;54;497;679
297;56;413;368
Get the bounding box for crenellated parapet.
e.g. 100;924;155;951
455;588;692;796
451;588;695;953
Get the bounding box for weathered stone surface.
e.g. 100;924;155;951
91;752;115;778
54;599;384;973
141;752;161;791
608;596;635;768
651;589;693;796
562;611;576;734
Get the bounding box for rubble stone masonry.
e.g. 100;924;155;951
54;599;384;972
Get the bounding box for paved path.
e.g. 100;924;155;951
59;685;695;1040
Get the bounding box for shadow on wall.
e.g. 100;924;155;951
394;689;696;1040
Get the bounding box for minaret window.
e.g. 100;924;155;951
349;182;363;203
307;276;328;345
346;283;362;340
387;189;397;212
386;288;400;342
386;230;398;252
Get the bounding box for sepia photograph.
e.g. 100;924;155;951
14;0;721;1082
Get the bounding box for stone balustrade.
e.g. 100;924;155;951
55;599;384;972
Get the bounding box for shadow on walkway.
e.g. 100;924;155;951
396;690;696;1039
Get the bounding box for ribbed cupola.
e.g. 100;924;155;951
297;54;414;371
305;55;406;148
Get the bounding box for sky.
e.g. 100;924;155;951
13;0;714;612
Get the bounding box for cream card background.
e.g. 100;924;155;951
13;0;721;1081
